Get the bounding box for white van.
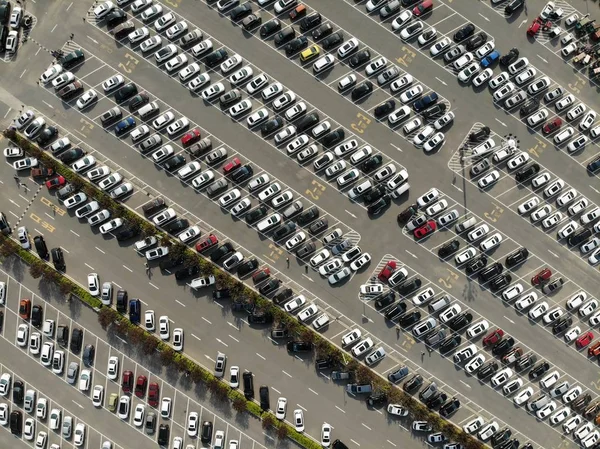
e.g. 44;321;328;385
390;182;410;199
428;295;451;313
455;217;476;233
138;101;159;119
313;55;335;74
554;127;575;144
403;118;422;134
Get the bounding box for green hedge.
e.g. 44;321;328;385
4;128;485;449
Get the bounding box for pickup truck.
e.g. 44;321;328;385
31;167;55;178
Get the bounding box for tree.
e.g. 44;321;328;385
141;335;159;355
160;346;175;366
261;413;275;430
128;326;145;345
232;396;247;413
0;240;15;258
213;383;229;401
98;308;116;329
276;424;289;440
59;280;72;296
29;262;44;279
190;366;204;383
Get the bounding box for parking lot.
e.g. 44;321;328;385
2;0;600;448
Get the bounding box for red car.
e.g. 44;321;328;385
542;118;562;135
148;382;160;406
377;260;397;282
181;129;201;146
576;331;594;349
531;268;552;286
196;234;218;252
414;220;437;239
223;157;241;175
483;328;504;346
412;0;433;17
527;18;543;36
46;175;66;190
135;375;148;398
122;370;133;393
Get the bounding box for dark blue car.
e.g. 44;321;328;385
114;116;136;136
481;50;500;68
129;298;141;324
413;92;438;112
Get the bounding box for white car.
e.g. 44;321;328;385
87;273;100;296
527;108;549;127
540;371;560;389
351;337;374;357
473;68;493;87
159;316;170;340
489;72;510;90
478;170;500;189
536;400;557;419
423;132;445;152
173;328;184;351
507;152;530;170
515;67;537;85
491;368;514;387
463;417;484;434
466;320;489;338
457;62;480;83
454;247;477;265
550;407;572;425
294;409;305;432
400;85;423;104
563;415;583;434
275;397;288;420
513;387;533;406
285;232;306;251
220;54;242;74
79;370;92;391
92;386;104;407
133;404;145;427
557;220;579;239
529;301;549;320
328;267;352;285
493;82;516;102
478;422;499;441
187;412;199;437
13;157;38;171
24;418;35;440
365;347;386;366
99;218;123;235
76;90;97;110
284;295;307;313
360;283;383;295
107;356;119;380
40;64;63;84
515;292;538;311
16;324;28;347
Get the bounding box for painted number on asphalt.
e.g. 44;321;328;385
267;243;283;262
568;74;585;95
401;335;415;351
396;46;416;68
40;197;65;216
305;179;326;201
118;53;139;74
29;213;55;233
438;268;459;289
528;137;547;158
79;117;95;136
350;112;371;134
100;43;113;55
164;0;182;7
484;204;504;223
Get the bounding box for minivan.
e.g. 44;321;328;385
243;372;254;399
428;295;451;313
138;101;159;119
390;182;410;199
455;217;476;233
345;384;372;394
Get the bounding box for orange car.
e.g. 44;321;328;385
588;341;600;357
19;299;31;320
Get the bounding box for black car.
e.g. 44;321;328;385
245;206;267;224
375;291;396;309
361;155;383;173
31;305;43;327
440;334;461;353
491;428;512;447
492;337;515;356
438;240;459;258
273;288;293;305
403;374;423;393
159;255;184;271
59;147;84;163
248;311;274;325
439;398;460;417
13;380;24;405
60;49;85;69
259;18;280;38
520;99;539;116
309;218;328;235
259;385;270;410
397;204;418;225
274;27;295;46
230;3;252;20
384;302;407;320
129;93;150;112
285;36;308;55
36;126;58;146
588;155;600;173
296;113;320;133
231;165;254;183
210;242;234;262
259;279;281;295
367;195;391;215
515;354;537;372
83;344;95;366
477;361;499;380
286;341;313;352
260;116;284;136
363;185;386;204
300;13;322;32
157;424;169;446
469;126;490;142
106;9;128;27
426;392;448;409
237;258;258;277
453;23;475;42
297;206;319;225
116;290;128;313
174;265;200;280
399;311;421;327
115;83;138;103
528;361;550;380
374;100;396;118
349;49;371;68
447;312;473;331
200;421;213;443
500;47;519;67
205;49;228;67
497;439;519;449
297;241;316;258
465;255;487;275
212;289;230;300
272;222;296;240
422;103;447;119
322;129;345;148
505;0;525;15
351;81;373;101
515;163;540;182
312;23;333;40
10;410;22;435
490;274;512;292
34;235;49;259
478;262;503;283
322;32;344;50
398;278;422;296
505;247;528;268
466;32;488;50
70;327;84;352
164;219;189;235
569;228;592;246
552;317;572;335
367;392;387;407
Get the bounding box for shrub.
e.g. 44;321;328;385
276;424;289;440
98;308;116;329
29;261;44;279
232;396;247;413
261;413;275;430
160;346;175;366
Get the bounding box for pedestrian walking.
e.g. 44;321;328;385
421;351;426;357
286;257;290;267
83;17;86;22
13;174;19;183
